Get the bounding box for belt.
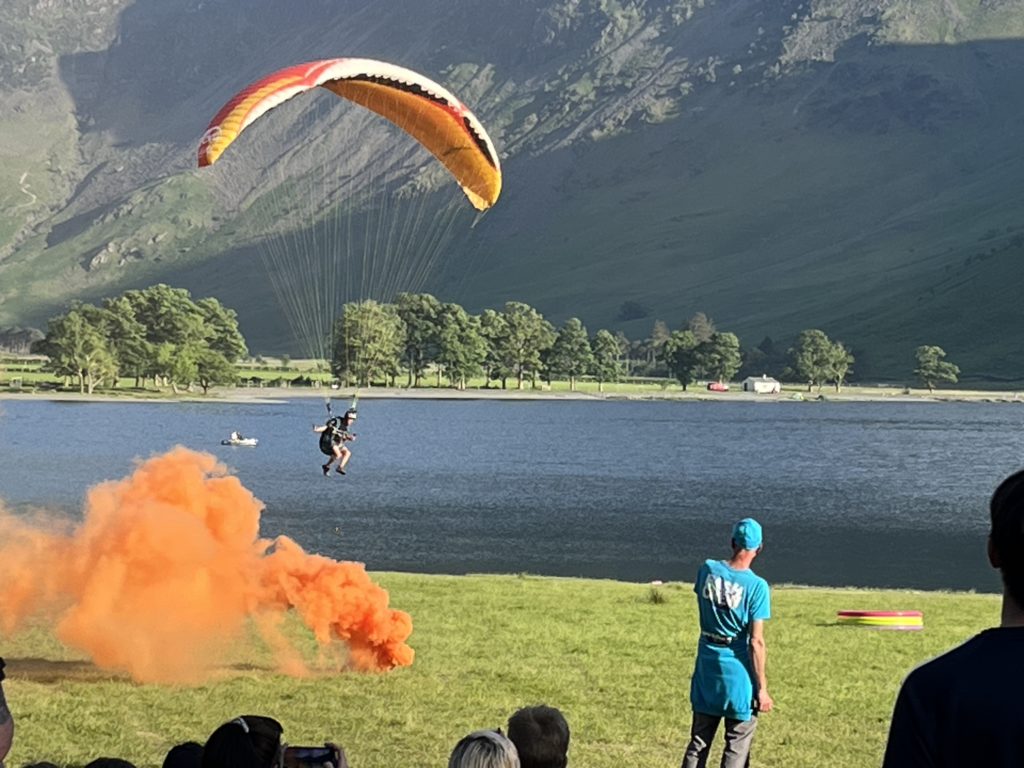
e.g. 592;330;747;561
701;631;734;646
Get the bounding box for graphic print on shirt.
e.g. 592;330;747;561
702;573;744;610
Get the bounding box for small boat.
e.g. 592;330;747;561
221;433;258;447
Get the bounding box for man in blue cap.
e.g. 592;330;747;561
682;518;773;768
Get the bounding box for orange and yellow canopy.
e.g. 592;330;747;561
198;58;502;211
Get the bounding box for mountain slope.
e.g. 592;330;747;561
1;0;1023;379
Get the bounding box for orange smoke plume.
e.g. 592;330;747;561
0;447;413;683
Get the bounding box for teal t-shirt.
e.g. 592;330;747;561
690;559;771;720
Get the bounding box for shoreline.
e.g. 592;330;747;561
370;568;1002;596
1;385;1022;405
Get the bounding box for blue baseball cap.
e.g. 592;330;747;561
732;518;763;550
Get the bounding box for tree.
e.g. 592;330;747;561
828;341;855;393
615;331;633;375
30;285;248;395
98;297;151;386
166;342;200;393
591;329;622;393
0;326;43;354
914;346;960;392
124;287;248;392
697;332;742;383
123;285;207;346
739;336;788;381
34;306;117;394
662;329;699;390
650;321;671;349
196;297;248;363
436;303;487;389
687;312;716;343
630;320;670;376
493;302;555;390
789;329;835;391
646;320;671;369
123;285;207;386
547;318;594;391
395;292;441;387
331;301;405;387
195;347;238;394
478;309;512;388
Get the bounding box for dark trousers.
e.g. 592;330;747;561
681;711;758;768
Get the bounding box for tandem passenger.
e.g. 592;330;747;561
682;518;772;768
882;469;1024;766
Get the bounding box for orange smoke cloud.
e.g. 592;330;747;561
0;447;413;683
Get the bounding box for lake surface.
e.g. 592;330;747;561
0;396;1020;592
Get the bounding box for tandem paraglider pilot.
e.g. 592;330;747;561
313;408;357;476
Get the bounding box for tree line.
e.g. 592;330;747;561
31;286;962;394
329;298;961;393
32;284;246;394
330;295;622;391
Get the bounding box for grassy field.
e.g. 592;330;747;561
4;354;1023;401
1;573;999;768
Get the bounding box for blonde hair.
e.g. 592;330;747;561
448;730;520;768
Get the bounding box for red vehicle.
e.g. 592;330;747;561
706;381;730;392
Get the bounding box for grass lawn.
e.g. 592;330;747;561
1;573;999;768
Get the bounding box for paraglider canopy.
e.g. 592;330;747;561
197;57;502;210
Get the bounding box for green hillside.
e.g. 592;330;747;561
1;0;1023;379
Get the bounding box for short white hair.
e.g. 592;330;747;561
448;730;520;768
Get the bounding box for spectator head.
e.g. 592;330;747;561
84;760;137;768
202;715;283;768
448;729;520;768
990;469;1024;608
507;706;569;768
731;518;763;553
163;741;204;768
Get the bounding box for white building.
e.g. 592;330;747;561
742;375;781;394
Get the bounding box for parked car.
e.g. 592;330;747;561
707;381;729;392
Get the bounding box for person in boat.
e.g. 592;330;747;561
313;408;357;476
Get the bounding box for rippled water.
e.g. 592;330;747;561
1;397;1020;591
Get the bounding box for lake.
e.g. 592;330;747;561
0;396;1020;592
